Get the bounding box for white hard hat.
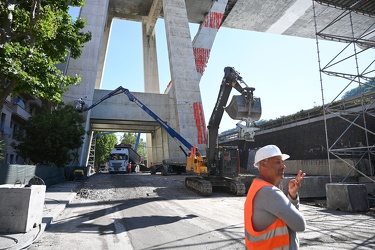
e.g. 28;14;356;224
254;145;290;168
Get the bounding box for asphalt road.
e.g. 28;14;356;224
28;172;375;250
28;173;245;250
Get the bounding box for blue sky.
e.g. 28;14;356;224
69;7;375;133
102;19;375;132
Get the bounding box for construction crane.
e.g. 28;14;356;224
74;86;195;157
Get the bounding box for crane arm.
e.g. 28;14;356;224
134;133;141;152
75;86;194;156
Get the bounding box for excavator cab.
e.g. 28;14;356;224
217;147;239;178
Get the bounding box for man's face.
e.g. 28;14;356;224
262;156;286;184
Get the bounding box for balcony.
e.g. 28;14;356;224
19;93;42;108
11;104;31;122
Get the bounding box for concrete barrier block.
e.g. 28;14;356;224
0;184;46;233
285;159;359;177
278;176;345;198
326;183;369;212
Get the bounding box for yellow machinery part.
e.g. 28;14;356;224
186;155;208;175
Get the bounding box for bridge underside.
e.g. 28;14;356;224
88;89;169;134
108;0;375;39
90;119;159;134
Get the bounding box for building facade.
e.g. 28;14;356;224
0;94;43;164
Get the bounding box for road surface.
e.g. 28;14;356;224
29;172;375;250
29;173;245;249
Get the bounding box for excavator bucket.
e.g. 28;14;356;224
225;95;262;121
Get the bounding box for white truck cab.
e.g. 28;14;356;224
108;147;130;173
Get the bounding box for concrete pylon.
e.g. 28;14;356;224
63;0;110;166
192;0;228;81
142;20;161;165
163;0;207;156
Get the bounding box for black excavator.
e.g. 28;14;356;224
164;66;262;196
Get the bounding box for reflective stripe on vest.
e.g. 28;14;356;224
244;178;290;250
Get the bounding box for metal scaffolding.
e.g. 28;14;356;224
312;0;375;183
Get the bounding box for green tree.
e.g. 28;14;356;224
120;132;137;146
0;140;5;161
120;132;146;158
94;132;117;167
341;79;375;99
14;104;86;166
137;139;146;159
0;1;91;110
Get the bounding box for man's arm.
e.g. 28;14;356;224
255;186;306;232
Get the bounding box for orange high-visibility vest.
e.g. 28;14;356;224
244;178;290;250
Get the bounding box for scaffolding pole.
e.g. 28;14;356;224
312;0;375;184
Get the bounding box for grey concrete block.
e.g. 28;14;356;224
0;184;46;233
285;159;359;177
278;176;345;198
326;183;369;212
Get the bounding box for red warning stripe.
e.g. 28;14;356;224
204;12;224;29
193;102;207;144
194;48;211;74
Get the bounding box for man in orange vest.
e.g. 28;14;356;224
128;162;132;174
244;145;306;249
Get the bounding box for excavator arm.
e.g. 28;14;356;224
206;67;261;167
74;86;194;156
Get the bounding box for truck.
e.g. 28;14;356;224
74;66;261;196
108;143;141;174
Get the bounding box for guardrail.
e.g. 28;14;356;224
256;91;375;131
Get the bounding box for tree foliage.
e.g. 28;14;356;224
0;1;91;109
120;132;137;146
120;132;146;158
94;132;117;167
0;140;5;160
14;104;86;166
341;79;375;99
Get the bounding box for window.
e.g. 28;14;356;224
13;96;26;109
0;113;5;132
12;124;19;138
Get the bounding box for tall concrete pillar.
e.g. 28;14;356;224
142;22;161;165
96;16;113;89
151;127;170;164
142;23;160;93
192;0;228;81
63;0;110;166
163;0;207;157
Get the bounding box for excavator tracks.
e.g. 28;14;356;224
185;177;213;196
185;176;246;196
228;179;246;196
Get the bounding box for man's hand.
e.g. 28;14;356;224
288;170;306;199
